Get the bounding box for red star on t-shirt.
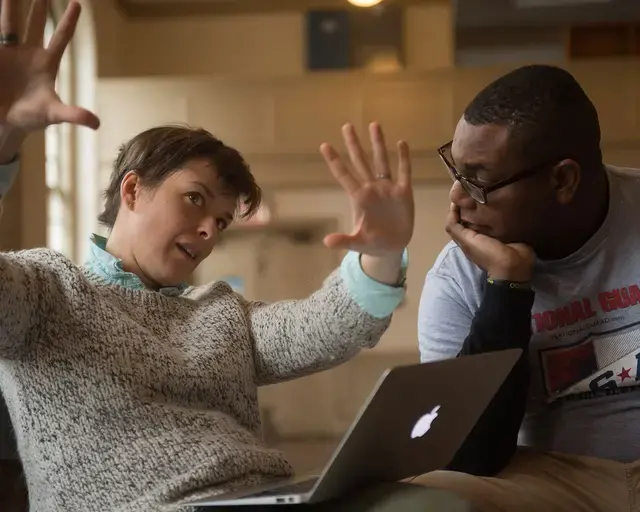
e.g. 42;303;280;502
618;367;632;383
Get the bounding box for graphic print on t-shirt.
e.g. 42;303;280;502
533;283;640;402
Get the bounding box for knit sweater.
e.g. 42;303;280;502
0;247;392;511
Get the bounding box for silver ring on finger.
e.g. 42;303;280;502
0;33;19;46
376;174;391;180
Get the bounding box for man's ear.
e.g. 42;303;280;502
550;159;581;205
120;171;141;211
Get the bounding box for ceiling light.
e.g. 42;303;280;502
348;0;384;7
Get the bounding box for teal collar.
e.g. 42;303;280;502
83;234;188;296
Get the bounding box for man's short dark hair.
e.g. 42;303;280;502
463;64;603;173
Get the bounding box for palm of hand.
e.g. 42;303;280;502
469;231;533;268
0;50;57;131
320;122;414;256
488;238;536;280
348;181;414;256
446;206;535;282
0;0;99;134
504;242;535;268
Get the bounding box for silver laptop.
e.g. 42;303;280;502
185;348;522;507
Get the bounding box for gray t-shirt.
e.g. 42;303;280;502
419;166;640;462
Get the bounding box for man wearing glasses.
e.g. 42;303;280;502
417;64;640;510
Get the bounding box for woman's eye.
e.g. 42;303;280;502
187;192;204;206
216;219;228;232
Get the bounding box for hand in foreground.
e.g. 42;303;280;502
320;122;414;259
0;0;99;143
446;203;535;282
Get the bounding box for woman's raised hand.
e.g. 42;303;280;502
0;0;99;149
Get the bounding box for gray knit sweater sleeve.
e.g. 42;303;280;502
0;249;73;459
242;269;391;385
0;249;66;359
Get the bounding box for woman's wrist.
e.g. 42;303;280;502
0;126;25;164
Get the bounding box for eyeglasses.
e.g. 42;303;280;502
437;140;549;204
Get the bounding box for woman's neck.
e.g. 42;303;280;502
104;228;160;290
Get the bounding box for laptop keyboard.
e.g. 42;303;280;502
250;477;319;497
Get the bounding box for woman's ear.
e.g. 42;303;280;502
550;159;581;205
120;171;141;211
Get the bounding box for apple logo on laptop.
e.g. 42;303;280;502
411;405;441;439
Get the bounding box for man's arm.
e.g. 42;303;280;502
418;270;473;362
420;204;536;476
447;280;534;476
418;271;533;476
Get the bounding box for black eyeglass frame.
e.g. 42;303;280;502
437;140;551;204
